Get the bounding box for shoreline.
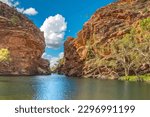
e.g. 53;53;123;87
0;72;150;83
119;75;150;82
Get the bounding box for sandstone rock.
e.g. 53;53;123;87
0;2;50;75
60;0;150;79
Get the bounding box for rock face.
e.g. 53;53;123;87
59;0;150;79
0;2;50;75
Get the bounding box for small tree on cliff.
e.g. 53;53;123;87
0;48;11;62
110;20;150;77
111;30;140;77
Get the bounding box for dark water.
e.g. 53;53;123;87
0;74;150;100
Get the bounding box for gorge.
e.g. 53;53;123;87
0;0;150;100
57;0;150;81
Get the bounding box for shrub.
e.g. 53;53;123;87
0;48;11;62
140;17;150;31
141;0;148;3
0;8;3;15
10;15;20;25
143;8;148;13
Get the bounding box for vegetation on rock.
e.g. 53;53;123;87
59;0;150;81
0;2;50;75
10;15;20;25
51;58;64;72
140;18;150;31
0;48;11;62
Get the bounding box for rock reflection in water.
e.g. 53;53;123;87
0;74;150;100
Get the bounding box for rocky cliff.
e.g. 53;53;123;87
0;2;50;75
59;0;150;79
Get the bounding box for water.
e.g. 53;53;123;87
0;74;150;100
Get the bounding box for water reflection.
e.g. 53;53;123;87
0;76;35;99
0;74;150;100
32;75;76;100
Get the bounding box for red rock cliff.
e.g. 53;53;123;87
59;0;150;79
0;2;50;75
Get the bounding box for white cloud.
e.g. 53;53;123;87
40;14;67;49
16;7;24;13
23;7;38;16
0;0;38;16
0;0;19;6
50;57;59;67
50;52;64;67
13;1;19;6
0;0;19;7
58;52;64;59
42;52;64;68
17;7;38;16
42;53;52;60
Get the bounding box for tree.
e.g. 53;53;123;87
110;32;136;76
0;48;11;62
110;18;150;77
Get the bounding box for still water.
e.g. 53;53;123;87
0;74;150;100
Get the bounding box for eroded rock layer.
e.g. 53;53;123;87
59;0;150;79
0;2;50;75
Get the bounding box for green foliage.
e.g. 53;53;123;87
143;8;149;13
57;58;64;66
120;74;150;82
84;18;150;79
87;48;95;59
111;5;117;9
86;41;95;59
0;8;3;15
0;48;11;62
140;17;150;31
108;22;150;77
51;58;64;72
10;15;20;25
141;0;148;3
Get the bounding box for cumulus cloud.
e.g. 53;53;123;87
42;52;64;68
42;52;52;60
50;52;64;67
40;14;67;49
0;0;19;6
16;7;24;12
59;52;64;59
0;0;38;16
50;57;60;67
23;7;38;16
17;7;38;16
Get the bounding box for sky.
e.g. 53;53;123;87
0;0;116;67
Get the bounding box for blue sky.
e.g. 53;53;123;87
1;0;116;66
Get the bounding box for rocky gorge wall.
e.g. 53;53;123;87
0;2;50;75
58;0;150;79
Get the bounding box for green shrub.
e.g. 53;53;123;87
0;8;3;15
140;17;150;31
141;0;148;3
0;48;11;62
10;15;20;25
143;8;148;13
